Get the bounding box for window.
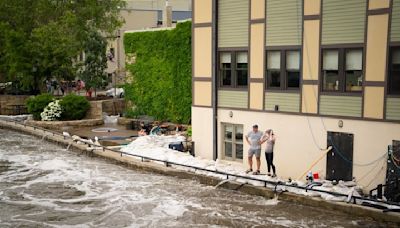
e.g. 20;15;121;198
286;51;300;88
322;50;339;91
322;48;363;93
345;50;363;92
267;51;281;88
223;124;243;160
220;53;232;86
236;52;248;86
266;50;300;90
389;47;400;94
219;52;248;88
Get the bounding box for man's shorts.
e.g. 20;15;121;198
248;148;261;158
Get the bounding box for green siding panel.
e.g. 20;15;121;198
392;0;400;42
266;0;302;46
218;90;248;108
322;0;366;45
320;95;362;117
218;0;249;48
264;92;300;112
386;98;400;120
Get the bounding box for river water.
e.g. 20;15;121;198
0;129;391;227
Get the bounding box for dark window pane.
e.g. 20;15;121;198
224;125;233;141
236;144;243;160
221;70;232;86
345;70;362;92
237;70;248;86
225;142;232;158
235;126;243;143
323;70;339;91
268;70;281;88
390;70;400;94
237;63;248;69
222;63;231;69
287;71;300;88
390;48;400;94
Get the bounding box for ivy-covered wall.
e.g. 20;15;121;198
124;21;191;123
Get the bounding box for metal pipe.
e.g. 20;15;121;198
211;0;218;161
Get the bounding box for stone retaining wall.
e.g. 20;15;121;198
0;95;31;115
26;119;104;130
85;98;125;119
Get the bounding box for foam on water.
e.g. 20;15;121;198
0;129;389;227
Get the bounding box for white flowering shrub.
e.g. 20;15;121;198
40;100;62;121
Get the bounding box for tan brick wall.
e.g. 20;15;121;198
0;95;31;115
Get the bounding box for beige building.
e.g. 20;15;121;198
192;0;400;192
106;0;192;85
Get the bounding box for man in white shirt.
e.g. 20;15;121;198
245;125;263;175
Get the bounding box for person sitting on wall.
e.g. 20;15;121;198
245;124;263;175
260;129;276;177
138;122;151;136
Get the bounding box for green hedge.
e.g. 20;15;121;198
59;94;90;120
26;93;54;120
123;21;191;123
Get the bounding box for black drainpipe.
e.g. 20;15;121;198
212;0;218;161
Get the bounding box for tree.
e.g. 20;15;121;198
79;28;108;96
0;0;125;94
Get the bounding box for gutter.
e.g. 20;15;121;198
212;0;218;161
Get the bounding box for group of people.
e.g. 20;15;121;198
245;125;277;177
44;79;92;97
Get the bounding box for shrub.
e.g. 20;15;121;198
40;100;62;121
59;94;90;120
26;93;54;120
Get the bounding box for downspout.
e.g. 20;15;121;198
212;0;218;161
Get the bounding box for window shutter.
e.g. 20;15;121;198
323;50;339;70
267;51;281;69
236;52;248;63
220;53;231;63
346;50;363;70
286;51;300;70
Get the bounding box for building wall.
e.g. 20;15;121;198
192;106;214;160
125;0;192;11
264;92;300;112
217;108;400;191
192;0;214;160
218;90;248;109
192;0;400;192
107;10;158;84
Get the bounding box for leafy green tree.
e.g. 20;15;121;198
0;0;125;93
79;28;108;95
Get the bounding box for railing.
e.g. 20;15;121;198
1;118;400;209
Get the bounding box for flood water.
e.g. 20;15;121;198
0;129;391;227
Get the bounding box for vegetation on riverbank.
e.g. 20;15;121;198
124;21;192;124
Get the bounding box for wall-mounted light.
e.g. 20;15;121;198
229;111;233;118
338;120;343;128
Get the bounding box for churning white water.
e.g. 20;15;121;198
0;129;388;227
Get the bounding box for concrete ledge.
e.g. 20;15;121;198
117;117;134;126
25;119;104;130
0;119;399;225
